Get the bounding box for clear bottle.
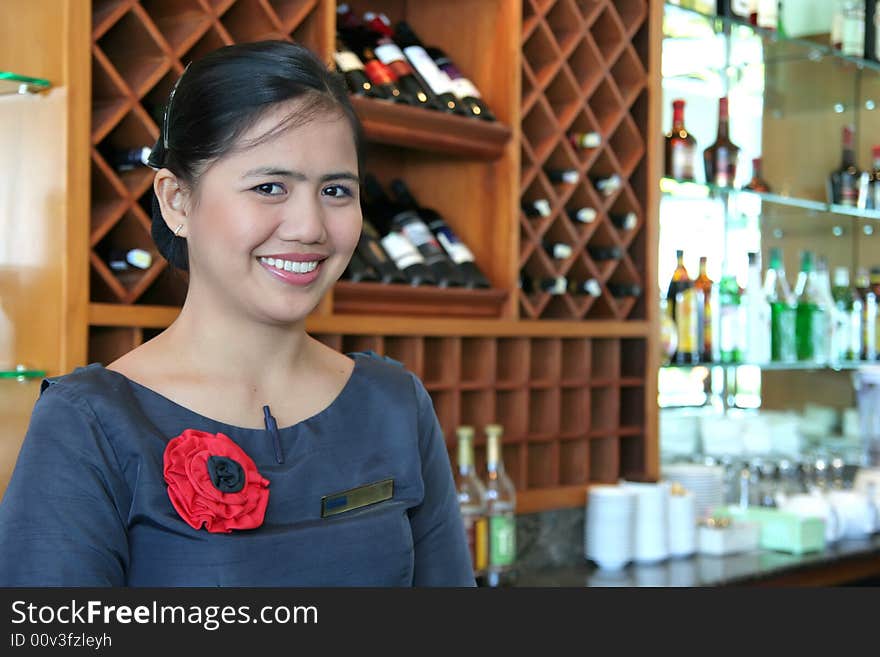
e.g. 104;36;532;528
763;247;797;362
794;251;829;364
743;251;771;364
856;267;878;360
831;266;862;362
718;272;743;363
484;423;516;587
815;257;838;364
454;426;488;585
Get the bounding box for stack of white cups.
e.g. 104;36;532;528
584;485;637;571
620;480;670;564
667;485;697;558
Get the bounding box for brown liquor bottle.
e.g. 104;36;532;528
703;97;740;187
694;256;714;362
665;99;697;181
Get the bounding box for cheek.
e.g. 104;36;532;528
327;208;363;254
192;197;274;251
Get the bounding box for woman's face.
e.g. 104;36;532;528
184;100;361;325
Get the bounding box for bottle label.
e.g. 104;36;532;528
435;228;475;265
719;302;740;356
333;51;364;73
671;142;694;180
848;305;863;360
374;42;407;66
402;45;454;94
364;60;395;85
366;239;390;264
489;515;516;567
770;302;797;362
395;214;438;248
463;515;488;574
449;77;481;100
715;146;730;187
380;231;424;270
676;288;699;354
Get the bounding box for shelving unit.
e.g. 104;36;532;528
0;0;662;513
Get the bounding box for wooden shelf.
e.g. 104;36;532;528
333;281;508;318
350;95;513;160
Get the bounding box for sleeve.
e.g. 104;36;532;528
407;374;476;587
0;383;130;586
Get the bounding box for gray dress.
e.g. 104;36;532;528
0;351;475;586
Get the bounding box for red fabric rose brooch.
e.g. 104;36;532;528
163;429;270;533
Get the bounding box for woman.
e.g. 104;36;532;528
0;41;474;587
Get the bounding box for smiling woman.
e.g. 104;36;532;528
0;41;475;588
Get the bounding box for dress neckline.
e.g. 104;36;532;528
92;353;361;434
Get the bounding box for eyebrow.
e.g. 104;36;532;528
242;167;359;183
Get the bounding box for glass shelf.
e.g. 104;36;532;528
660;177;880;221
0;72;51;95
661;360;865;372
0;366;46;380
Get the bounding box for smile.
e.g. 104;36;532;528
257;256;325;286
260;256;320;273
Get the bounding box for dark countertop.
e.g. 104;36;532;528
512;534;880;587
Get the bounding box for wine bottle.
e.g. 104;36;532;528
665;98;697;181
743;157;771;192
667;249;702;364
567;207;597;224
829;125;860;206
483;424;516;588
393;20;468;115
107;248;152;271
519;272;567;295
569;278;602;297
425;46;495;121
592;173;622;197
521;199;551;218
357;221;409;284
870;146;880;210
568;130;601;149
831;266;862;362
609;211;637;230
763;247;797;363
343;251;380;283
587;245;622;261
110;146;152;172
542;241;573;260
389;179;490;288
333;38;386;99
546;168;579;185
694;256;714;362
794;251;829;363
703;96;740;187
718;272;743;364
455;426;489;586
365;175;463;287
607;283;642;298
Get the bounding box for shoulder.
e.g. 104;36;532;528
36;363;134;422
349;350;433;415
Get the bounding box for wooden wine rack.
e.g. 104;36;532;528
520;0;650;321
78;0;661;513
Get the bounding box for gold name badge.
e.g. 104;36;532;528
321;478;394;518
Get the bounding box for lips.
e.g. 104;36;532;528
257;255;325;286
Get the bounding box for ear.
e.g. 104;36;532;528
153;168;190;238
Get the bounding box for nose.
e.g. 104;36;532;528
276;192;328;244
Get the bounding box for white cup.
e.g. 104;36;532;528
585;485;636;571
667;490;697;558
826;490;878;539
621;481;670;564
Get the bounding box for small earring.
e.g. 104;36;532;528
173;224;184;237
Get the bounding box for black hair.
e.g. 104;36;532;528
147;40;362;271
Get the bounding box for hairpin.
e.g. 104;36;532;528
163;61;191;150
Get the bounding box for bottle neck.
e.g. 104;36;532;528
486;434;504;473
842;128;856;167
671;104;685;130
717;99;729;138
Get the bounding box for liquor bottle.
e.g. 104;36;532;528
794;251;829;363
609;211;638;231
665;99;697;181
703;96;740;187
109;146;152;172
667;250;702;364
742;252;771;364
856;267;877;360
763;247;797;362
107;248;152;271
718;273;743;363
343;251;380;283
841;0;866;57
870;267;880;359
364;175;463;287
870;146;880;209
522;199;551;218
454;426;489;585
542;240;573;260
832;0;846;49
546;168;579;185
568;130;601;149
393;20;468;115
356;221;409;284
425;45;495;120
816;257;840;363
390;179;490;288
660;298;678;366
742;157;771;193
519;272;567;295
483;424;516;588
829;125;860;206
587;245;623;261
667;249;692;326
831;266;863;361
592;173;622;198
608;283;642;298
569;278;602;296
333;38;385;99
567;206;598;224
756;0;778;30
694;256;714;362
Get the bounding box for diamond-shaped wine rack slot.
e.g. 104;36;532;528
566;252;603;318
543;140;580;207
221;0;289;42
519;250;557;319
523;20;563;90
521;140;536;189
568;36;603;96
588;75;625;137
611;44;647;108
544;65;582;134
141;0;212;57
609;114;645;178
91;51;132;144
566;107;602;169
614;0;648;37
564;182;603;243
585;219;623;281
90;153;129;244
181;23;233;66
588;147;625;208
544;0;585;60
203;0;237;15
269;0;323;34
522;60;539;115
608;184;642;250
523;0;540;39
91;210;164;304
141;67;185;131
573;0;603;23
94;1;134;40
98;9;171;99
607;255;642;319
99;110;159;198
521;174;557;237
521;97;558;166
590;5;626;63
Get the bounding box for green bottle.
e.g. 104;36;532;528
718;273;743;363
794;251;828;363
763;247;797;362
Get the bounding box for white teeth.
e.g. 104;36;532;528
259;257;320;274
